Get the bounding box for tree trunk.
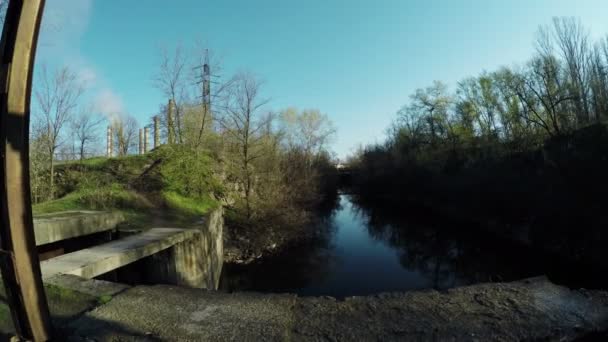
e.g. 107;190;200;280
244;143;251;221
49;158;54;200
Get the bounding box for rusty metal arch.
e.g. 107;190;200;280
0;0;52;340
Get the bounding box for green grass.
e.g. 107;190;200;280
33;184;152;215
162;191;217;216
36;150;220;223
72;157;108;168
33;191;84;215
79;155;149;168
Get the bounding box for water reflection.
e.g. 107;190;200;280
220;193;596;298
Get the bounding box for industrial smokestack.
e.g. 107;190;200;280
144;127;150;153
139;128;144;155
154;116;160;148
107;125;113;157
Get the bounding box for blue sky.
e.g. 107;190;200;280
35;0;608;158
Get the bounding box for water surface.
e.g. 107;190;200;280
220;193;595;297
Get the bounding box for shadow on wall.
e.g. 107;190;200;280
98;207;224;289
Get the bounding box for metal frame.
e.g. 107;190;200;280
0;0;52;340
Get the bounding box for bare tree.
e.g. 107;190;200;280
279;108;336;165
35;64;85;197
153;44;188;143
512;56;575;137
71;106;104;160
113;115;139;156
409;81;452;145
543;17;592;123
219;72;270;220
589;40;608;121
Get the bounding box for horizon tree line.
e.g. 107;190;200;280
348;17;608;170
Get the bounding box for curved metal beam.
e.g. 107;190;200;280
0;0;52;340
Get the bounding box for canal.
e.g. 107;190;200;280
220;193;601;298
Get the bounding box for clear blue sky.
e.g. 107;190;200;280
35;0;608;158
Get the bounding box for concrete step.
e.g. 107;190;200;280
40;228;197;279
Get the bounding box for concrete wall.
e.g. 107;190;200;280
143;206;224;289
34;211;124;246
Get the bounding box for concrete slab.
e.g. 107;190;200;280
67;286;297;341
66;277;608;341
41;228;197;279
34;211;124;246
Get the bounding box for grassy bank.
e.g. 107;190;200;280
33;146;221;228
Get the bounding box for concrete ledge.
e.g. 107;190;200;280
41;228;197;279
34;211;124;246
67;277;608;341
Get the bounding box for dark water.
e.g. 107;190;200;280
220;193;600;298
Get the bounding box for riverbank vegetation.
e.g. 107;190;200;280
29;43;338;263
349;18;608;268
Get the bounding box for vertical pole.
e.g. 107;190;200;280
196;50;211;147
167;99;175;145
0;1;53;340
144;127;150;153
139;128;143;155
107;125;113;157
154;116;160;148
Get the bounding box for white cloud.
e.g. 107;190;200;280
93;89;125;121
36;0;126;121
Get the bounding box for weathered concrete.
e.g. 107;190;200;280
40;214;223;290
138;207;224;289
65;277;608;341
41;228;198;279
198;206;223;289
67;286;297;341
33;211;124;246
